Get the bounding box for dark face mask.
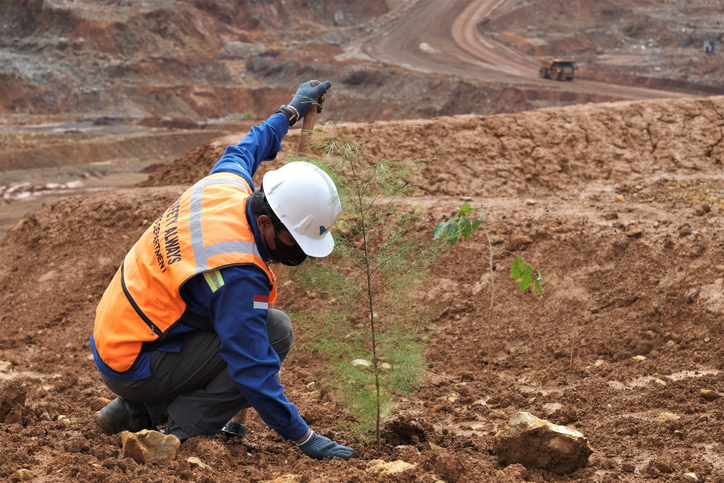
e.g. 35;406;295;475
267;228;307;266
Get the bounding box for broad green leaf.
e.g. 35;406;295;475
511;257;525;279
534;279;541;295
459;202;472;215
459;217;472;241
471;217;482;232
433;222;447;240
519;268;533;292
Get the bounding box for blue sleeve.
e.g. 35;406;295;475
209;113;290;187
185;265;309;441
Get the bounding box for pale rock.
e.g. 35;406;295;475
594;360;605;367
447;393;459;403
86;354;94;361
666;340;676;347
187;457;210;469
632;355;646;362
0;361;12;373
652;378;667;389
366;459;417;475
715;278;723;285
262;475;303;483
379;362;392;372
626;229;642;238
700;389;721;400
657;412;680;422
472;424;485;431
492;412;593;474
17;469;34;481
683;473;698;481
122;429;180;464
524;199;538;205
615;195;625;202
352;359;372;368
40;411;51;420
489;235;504;245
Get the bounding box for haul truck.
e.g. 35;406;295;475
537;58;577;81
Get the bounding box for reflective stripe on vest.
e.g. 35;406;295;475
93;172;277;373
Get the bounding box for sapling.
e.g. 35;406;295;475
434;203;542;383
292;122;441;451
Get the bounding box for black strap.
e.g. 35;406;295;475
120;260;163;336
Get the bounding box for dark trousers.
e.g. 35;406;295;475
101;309;293;437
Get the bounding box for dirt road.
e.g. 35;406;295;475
362;0;696;101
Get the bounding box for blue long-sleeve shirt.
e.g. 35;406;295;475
92;113;309;440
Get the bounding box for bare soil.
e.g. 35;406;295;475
1;95;724;482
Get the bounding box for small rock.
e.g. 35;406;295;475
657;412;680;422
653;221;660;228
0;361;12;373
700;389;722;400
366;459;417;475
683;472;698;481
652;378;667;389
122;430;180;464
716;265;724;272
187;457;210;469
17;469;34;481
594;360;605;367
263;475;303;483
666;340;676;347
459;196;472;201
447;393;459;403
40;411;51;420
715;279;723;285
489;235;504;245
86;354;94;361
524;199;538;205
632;355;647;362
352;359;372;368
626;229;643;238
614;195;625;202
379;362;391;372
492;412;594;474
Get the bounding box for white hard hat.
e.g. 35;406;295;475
263;162;342;257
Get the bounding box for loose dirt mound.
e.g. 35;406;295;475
1;97;724;482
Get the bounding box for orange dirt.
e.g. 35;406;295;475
1;96;724;481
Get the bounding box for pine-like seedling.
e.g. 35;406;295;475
292;127;441;451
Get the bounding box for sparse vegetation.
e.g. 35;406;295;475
292;125;441;450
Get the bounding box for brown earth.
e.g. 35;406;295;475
1;96;724;481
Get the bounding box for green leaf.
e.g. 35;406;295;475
534;279;542;295
471;217;482;232
459;202;472;215
433;222;447;240
459;217;472;241
443;222;459;247
519;266;534;292
511;257;525;279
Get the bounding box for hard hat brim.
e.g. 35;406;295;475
291;229;335;258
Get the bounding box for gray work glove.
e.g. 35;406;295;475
297;431;358;460
288;80;332;119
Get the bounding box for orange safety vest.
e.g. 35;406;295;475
93;172;277;373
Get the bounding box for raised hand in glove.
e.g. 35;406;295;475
288;80;332;120
297;431;358;460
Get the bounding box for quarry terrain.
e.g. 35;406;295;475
1;0;724;482
2;96;724;482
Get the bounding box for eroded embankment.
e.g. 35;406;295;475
141;96;724;200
